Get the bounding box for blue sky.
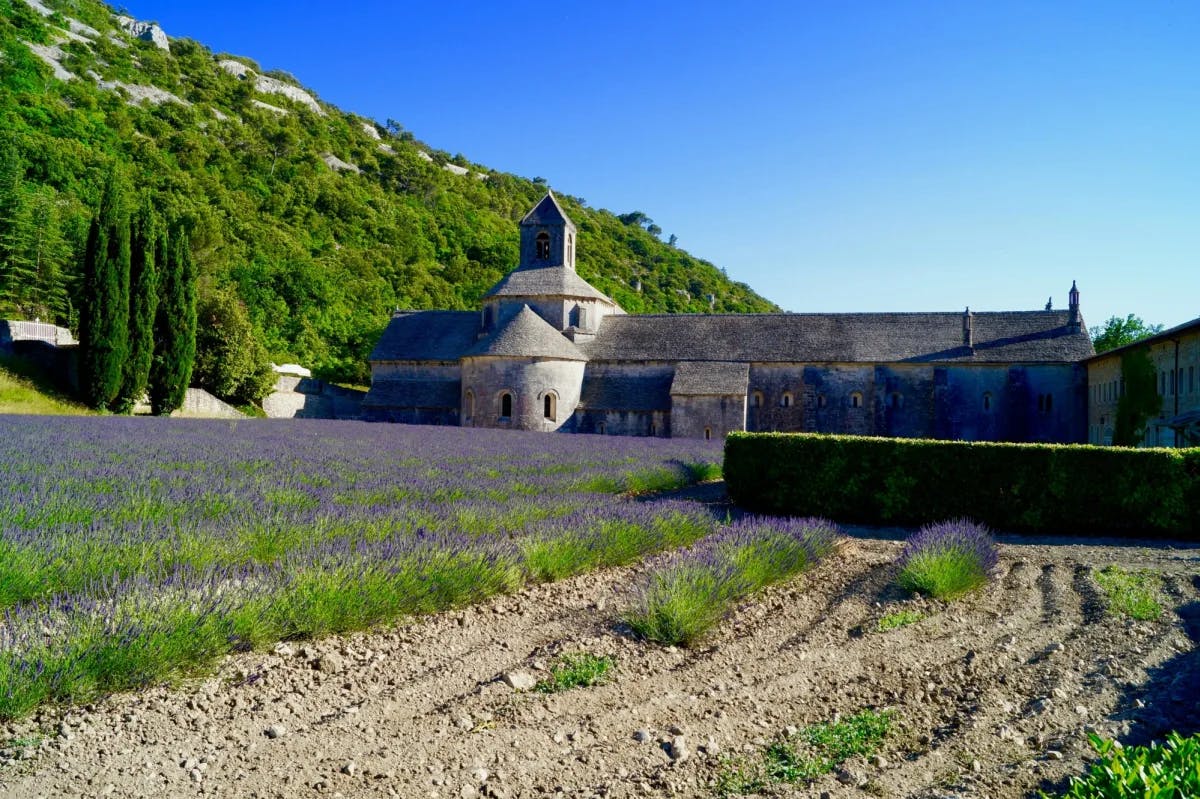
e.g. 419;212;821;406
125;1;1199;329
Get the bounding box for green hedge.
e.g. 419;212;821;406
724;433;1200;538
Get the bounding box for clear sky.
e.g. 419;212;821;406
123;1;1199;329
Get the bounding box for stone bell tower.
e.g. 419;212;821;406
519;190;576;271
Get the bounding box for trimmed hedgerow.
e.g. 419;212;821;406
725;433;1200;538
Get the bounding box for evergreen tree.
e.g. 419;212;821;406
79;170;131;411
149;225;197;415
114;197;159;413
193;287;275;406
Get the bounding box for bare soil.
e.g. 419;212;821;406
2;486;1198;799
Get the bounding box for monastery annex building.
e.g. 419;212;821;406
364;192;1097;442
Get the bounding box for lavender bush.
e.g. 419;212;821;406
895;519;998;600
625;516;840;646
0;416;723;719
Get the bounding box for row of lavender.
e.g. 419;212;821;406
0;417;724;718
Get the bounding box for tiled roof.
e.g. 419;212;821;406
581;311;1094;364
484;266;615;303
369;311;478;362
671;361;750;395
362;379;460;409
520;191;573;227
464;305;587;361
578;373;672;411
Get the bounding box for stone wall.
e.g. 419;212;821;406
263;376;365;420
670;394;746;440
461;356;585;431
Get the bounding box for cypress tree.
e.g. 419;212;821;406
114;197;159;413
79;171;131;411
149;224;197;415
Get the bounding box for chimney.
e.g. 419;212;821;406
963;306;974;350
1068;280;1081;333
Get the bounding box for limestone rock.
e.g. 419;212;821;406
501;671;536;691
115;16;169;51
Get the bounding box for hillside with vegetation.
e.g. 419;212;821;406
0;0;776;387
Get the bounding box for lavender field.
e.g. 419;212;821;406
0;416;724;719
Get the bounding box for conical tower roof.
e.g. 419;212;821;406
465;305;587;361
520;191;572;226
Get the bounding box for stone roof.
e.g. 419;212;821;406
521;191;573;227
581;311;1094;364
579;373;672;412
484;266;615;303
369;311;478;362
1083;315;1200;362
464;305;587;361
671;361;750;395
362;379;460;409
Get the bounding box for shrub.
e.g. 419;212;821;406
625;516;839;646
877;608;924;631
896;519;997;600
1051;732;1200;798
725;433;1200;537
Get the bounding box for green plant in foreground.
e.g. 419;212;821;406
715;709;893;796
877;608;925;632
534;652;615;693
1094;565;1163;621
895;520;997;600
1049;732;1200;798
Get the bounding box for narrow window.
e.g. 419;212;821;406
780;392;793;408
752;391;763;408
649;423;656;436
500;392;512;419
543;393;556;420
982;392;992;411
567;233;573;264
1170;370;1176;395
536;231;550;260
889;392;902;409
704;427;712;441
817;394;827;409
850;392;863;408
1190;366;1195;393
465;390;475;422
598;421;606;435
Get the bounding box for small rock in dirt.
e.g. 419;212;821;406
666;735;689;762
1046;642;1065;654
502;671;536;691
472;767;490;782
265;724;287;739
1074;705;1089;717
872;755;888;768
633;729;652;743
341;761;357;776
273;643;294;657
1046;750;1064;760
1032;698;1052;714
316;653;345;674
971;759;981;772
455;715;474;731
667;724;685;735
837;767;867;786
460;784;479;799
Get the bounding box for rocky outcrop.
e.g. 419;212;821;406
115;16;169;51
321;153;361;174
24;41;74;81
92;73;189;106
218;60;324;115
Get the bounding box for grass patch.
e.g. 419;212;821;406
0;356;90;415
1049;732;1200;798
1094;565;1163;621
877;608;924;632
895;519;997;600
716;709;893;796
535;652;615;693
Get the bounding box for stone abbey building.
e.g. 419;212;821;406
365;192;1096;441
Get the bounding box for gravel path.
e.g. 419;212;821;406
2;493;1198;799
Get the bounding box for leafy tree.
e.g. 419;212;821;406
149;225;196;415
1090;314;1164;354
1112;347;1161;447
114;196;158;413
192;287;275;406
79;169;130;411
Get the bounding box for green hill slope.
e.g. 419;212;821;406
0;355;91;414
0;0;776;384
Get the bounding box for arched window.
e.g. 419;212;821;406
536;231;550;260
850;392;863;408
543;392;557;420
598;421;606;435
704;427;712;441
482;306;493;329
752;391;763;408
465;389;475;422
567;233;573;264
500;392;513;419
982;392;992;412
817;394;827;409
889;392;902;409
781;392;793;408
